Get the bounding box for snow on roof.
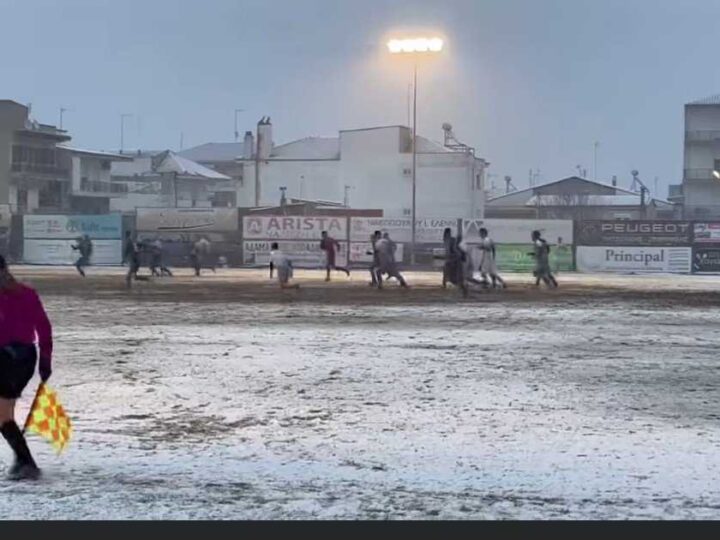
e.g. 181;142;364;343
270;137;340;160
179;143;245;162
689;94;720;106
154;151;231;180
58;145;132;161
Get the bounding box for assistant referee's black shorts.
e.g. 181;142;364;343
0;344;37;399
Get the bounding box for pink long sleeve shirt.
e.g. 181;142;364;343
0;284;53;364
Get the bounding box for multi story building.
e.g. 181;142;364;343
682;94;720;218
0;99;131;214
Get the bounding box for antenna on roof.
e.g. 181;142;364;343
504;175;517;194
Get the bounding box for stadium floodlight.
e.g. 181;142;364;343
386;36;444;263
387;37;444;54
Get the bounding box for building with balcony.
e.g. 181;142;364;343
110;150;233;212
58;146;133;214
1;100;71;213
1;100;131;215
682;95;720;218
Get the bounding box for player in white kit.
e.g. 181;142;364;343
270;243;300;289
477;228;506;289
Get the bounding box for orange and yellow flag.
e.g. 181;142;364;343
23;384;72;454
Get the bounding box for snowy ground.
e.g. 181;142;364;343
2;267;720;519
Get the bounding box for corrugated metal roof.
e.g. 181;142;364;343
689;94;720;105
526;194;674;207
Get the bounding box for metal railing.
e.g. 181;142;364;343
10;162;69;177
684;168;718;181
685;130;720;142
78;178;129;195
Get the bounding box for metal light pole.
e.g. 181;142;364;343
388;37;443;266
120;113;133;153
593;141;599;181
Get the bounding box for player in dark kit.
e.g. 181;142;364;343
440;227;468;296
123;231;141;288
320;231;350;282
0;255;53;480
71;234;93;277
529;230;558;289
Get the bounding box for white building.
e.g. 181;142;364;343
110;150;233;212
181;120;489;219
682;94;720;218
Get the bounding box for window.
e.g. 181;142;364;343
403;208;411;216
402;167;412;177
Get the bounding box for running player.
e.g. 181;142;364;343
440;227;468;296
270;242;299;289
375;232;408;289
320;231;350;281
529;230;558;289
366;230;382;287
478;228;505;289
123;231;140;288
71;235;93;278
0;254;52;480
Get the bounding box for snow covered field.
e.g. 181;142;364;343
2;268;720;519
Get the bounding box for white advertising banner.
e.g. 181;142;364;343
23;239;123;265
0;204;10;229
694;222;720;244
463;219;574;245
24;214;122;240
243;240;348;267
349;217;457;243
576;246;691;274
137;208;239;232
243;216;347;240
349;242;405;263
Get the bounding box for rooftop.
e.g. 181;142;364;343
688;94;720;106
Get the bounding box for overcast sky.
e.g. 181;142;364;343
3;0;720;196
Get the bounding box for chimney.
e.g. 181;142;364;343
257;117;273;160
611;175;617;187
243;131;254;159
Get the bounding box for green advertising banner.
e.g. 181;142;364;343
495;244;574;273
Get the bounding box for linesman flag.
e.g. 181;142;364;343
23;383;72;454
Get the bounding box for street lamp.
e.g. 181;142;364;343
388;36;444;265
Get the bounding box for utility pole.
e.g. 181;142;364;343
593;141;599;181
59;107;69;129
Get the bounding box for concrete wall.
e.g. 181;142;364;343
0;102;29;205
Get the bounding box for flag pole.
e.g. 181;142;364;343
22;383;44;434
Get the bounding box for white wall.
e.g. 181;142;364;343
236;126;485;218
240;160;341;207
